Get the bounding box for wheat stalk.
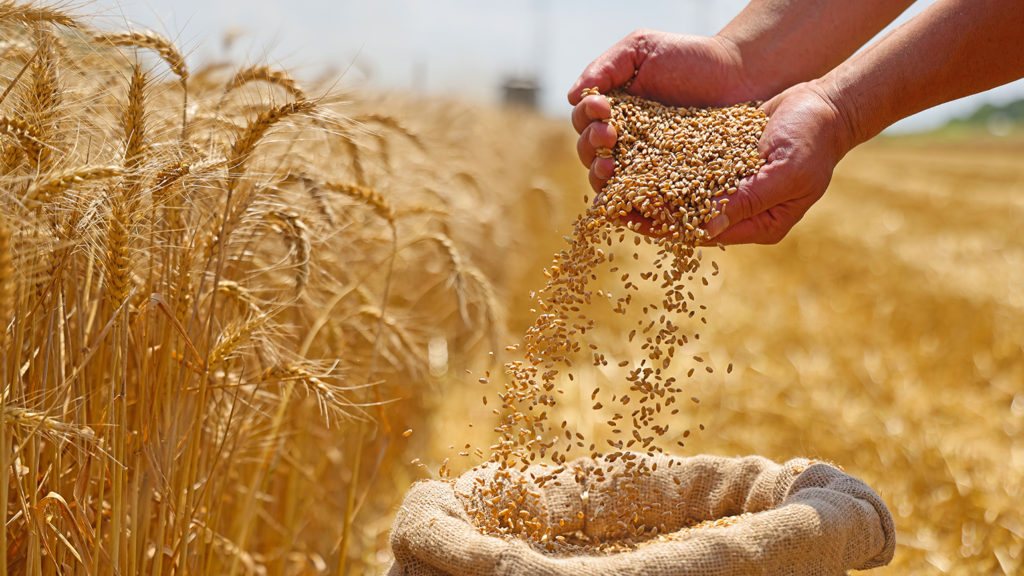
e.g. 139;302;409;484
0;39;33;60
424;233;501;336
261;362;356;423
0;217;12;331
149;159;191;202
353;113;422;147
215;280;262;315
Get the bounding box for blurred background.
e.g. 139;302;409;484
91;0;1024;132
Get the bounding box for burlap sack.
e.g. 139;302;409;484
388;454;895;576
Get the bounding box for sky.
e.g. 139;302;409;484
86;0;1024;133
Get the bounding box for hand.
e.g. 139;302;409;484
568;30;751;194
704;82;854;245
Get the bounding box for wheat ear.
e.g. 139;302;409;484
320;180;395;223
27;30;61;170
122;66;147;173
265;210;310;296
0;1;79;28
104;202;132;312
0;116;43;157
91;29;189;82
25;165;123;206
223;65;307;101
228;100;317;181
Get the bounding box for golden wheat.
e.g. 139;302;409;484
1;4;566;573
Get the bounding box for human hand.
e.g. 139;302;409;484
569;30;751;194
703;82;854;245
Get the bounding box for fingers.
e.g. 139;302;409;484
587;157;615;193
578;122;615;194
575;121;617;163
576;125;615;167
571;95;612;134
588;168;605;194
567;30;651;105
574;104;617;193
572;96;613;189
592;156;614;179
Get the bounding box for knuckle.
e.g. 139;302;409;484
625;29;655;58
628;29;653;41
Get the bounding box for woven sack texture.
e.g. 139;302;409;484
388;454;895;576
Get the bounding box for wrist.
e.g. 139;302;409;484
708;34;763;103
714;32;811;103
805;77;862;161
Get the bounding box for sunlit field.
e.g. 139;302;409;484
2;3;1023;575
422;135;1024;576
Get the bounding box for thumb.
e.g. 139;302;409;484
703;163;780;241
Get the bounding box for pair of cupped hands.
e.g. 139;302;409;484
570;31;851;245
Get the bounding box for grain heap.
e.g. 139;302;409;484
596;90;767;242
462;89;769;550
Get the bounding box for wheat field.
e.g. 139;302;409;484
1;3;1022;575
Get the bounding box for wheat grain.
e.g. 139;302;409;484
208;315;266;368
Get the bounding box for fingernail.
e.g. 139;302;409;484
705;214;730;239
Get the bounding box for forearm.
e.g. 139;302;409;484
718;0;916;99
819;0;1024;149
